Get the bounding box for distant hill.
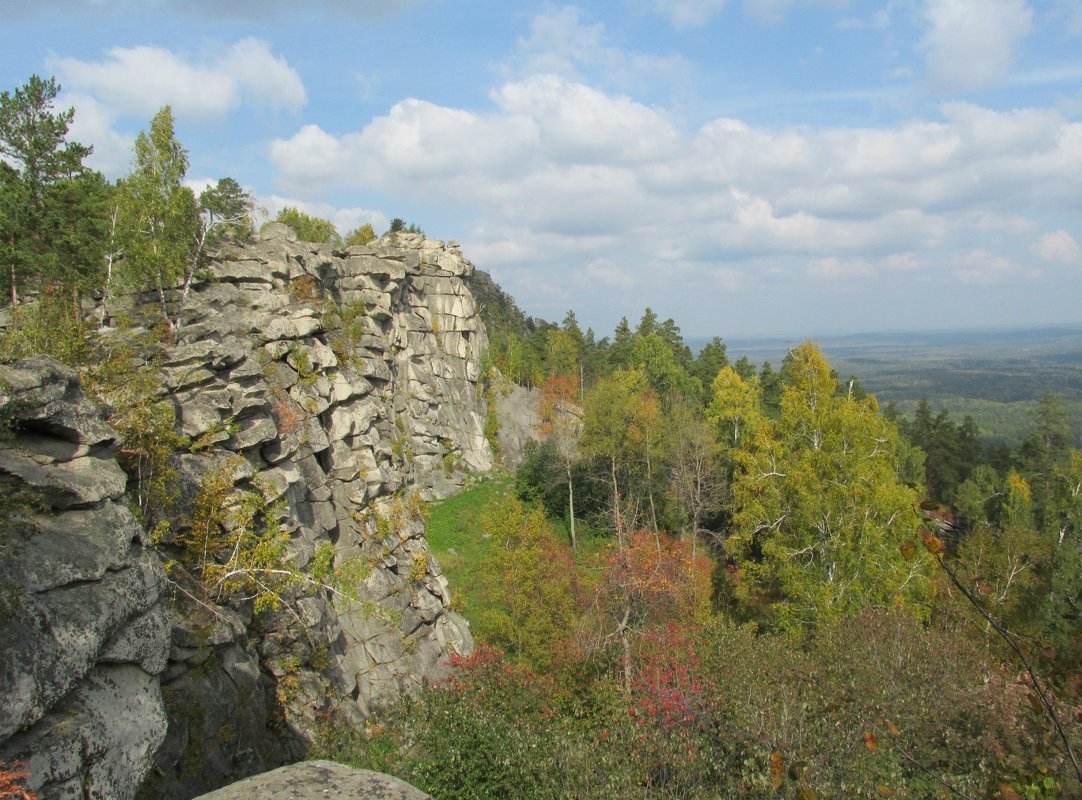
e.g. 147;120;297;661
691;325;1082;447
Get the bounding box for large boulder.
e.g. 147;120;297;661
194;761;432;800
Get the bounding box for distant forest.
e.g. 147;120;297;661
711;327;1082;447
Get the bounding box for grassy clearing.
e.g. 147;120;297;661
425;474;615;619
424;473;514;618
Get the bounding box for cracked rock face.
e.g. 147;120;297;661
0;357;170;800
1;229;493;799
128;228;485;797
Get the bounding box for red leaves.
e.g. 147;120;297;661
630;624;707;734
0;761;35;800
599;530;712;627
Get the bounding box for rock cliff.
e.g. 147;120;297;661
0;356;170;799
0;227;494;798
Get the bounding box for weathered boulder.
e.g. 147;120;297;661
0;357;170;800
194;760;432;800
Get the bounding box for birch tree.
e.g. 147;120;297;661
726;341;930;632
115;106;198;329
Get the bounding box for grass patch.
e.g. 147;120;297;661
424;473;515;619
426;474;617;622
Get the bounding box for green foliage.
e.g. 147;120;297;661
515;439;571;519
316;608;1053;800
0;290;98;365
322;298;367;365
706;364;764;450
629;332;701;405
726;342;931;632
115;106;199;323
344;223;375;246
0;74;107;304
473;493;580;672
580;368;664;530
267;206;342;245
197;177;255;246
314;645;643;800
689;335;729;392
172;459;293;613
387;217;423;237
83;338;186;530
896;398;983;503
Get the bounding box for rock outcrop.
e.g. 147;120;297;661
492;379;543;467
0;227;496;798
194;760;432;800
131;227;487;797
0;356;170;799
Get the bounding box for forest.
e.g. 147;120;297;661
3;74;1082;799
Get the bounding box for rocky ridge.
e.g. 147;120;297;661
0;226;494;798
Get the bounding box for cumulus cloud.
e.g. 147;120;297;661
643;0;728;29
920;0;1033;92
1033;230;1082;267
512;7;692;92
953;250;1017;284
63;93;135;175
50;38;306;119
266;66;1081;327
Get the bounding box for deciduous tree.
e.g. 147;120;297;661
115;106;199;328
474;494;580;672
268;206;341;245
726;341;930;632
538;373;582;548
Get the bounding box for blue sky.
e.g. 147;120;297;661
4;0;1082;339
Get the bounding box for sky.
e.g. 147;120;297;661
3;0;1082;339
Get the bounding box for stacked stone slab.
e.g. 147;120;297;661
136;226;486;797
0;356;170;799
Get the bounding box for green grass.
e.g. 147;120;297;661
424;473;514;618
425;474;616;620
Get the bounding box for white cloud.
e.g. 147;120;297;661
920;0;1033;92
62;93;134;175
1033;230;1082;267
512;7;692;92
953;250;1016;284
644;0;727;29
579;259;638;290
808;256;873;280
50;38;306;120
267;74;1081;324
713;267;745;292
492;76;681;164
